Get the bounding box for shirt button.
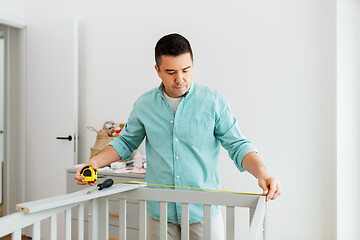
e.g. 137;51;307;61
175;138;178;142
176;176;179;179
171;120;174;123
176;156;179;160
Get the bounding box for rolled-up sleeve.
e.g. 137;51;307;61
108;100;146;160
214;103;258;172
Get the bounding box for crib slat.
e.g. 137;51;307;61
98;197;109;240
181;203;189;240
33;221;40;240
91;198;99;240
50;214;57;240
264;202;267;240
78;203;84;240
139;200;147;240
11;230;21;240
248;197;266;240
65;208;71;240
160;201;168;240
226;206;235;240
203;204;212;240
119;199;127;240
249;208;255;226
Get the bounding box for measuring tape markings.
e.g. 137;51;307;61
96;179;264;196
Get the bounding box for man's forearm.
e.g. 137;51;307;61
241;152;269;180
90;145;121;168
242;151;281;200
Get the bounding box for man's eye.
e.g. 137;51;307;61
168;72;175;75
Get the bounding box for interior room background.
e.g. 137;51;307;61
1;0;359;239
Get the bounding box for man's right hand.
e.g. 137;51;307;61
75;159;99;186
74;146;121;186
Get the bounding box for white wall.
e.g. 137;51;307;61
0;0;26;24
25;0;337;239
337;0;360;239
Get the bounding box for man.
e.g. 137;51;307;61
75;33;281;240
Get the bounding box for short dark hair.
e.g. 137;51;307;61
155;33;193;67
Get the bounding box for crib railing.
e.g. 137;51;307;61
0;182;267;240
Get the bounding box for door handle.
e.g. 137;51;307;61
0;130;3;134
56;135;72;141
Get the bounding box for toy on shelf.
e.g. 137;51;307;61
86;121;126;159
113;123;126;137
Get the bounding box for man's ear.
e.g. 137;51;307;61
155;65;161;78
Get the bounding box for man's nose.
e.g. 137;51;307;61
174;72;183;83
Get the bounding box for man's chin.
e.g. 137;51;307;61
177;89;188;97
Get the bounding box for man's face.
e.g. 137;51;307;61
155;53;193;98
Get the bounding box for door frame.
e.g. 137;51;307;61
0;14;26;215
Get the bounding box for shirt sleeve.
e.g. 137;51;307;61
107;99;146;160
214;101;258;172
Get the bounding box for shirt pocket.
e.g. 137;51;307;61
179;119;215;147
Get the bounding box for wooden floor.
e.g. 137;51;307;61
0;234;31;240
0;204;31;240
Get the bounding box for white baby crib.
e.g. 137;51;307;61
0;182;267;240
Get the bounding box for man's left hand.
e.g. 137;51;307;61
258;176;281;201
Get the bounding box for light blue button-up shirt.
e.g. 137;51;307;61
108;82;258;224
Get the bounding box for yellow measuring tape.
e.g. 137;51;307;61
97;179;264;196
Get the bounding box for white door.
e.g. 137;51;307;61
25;18;78;201
25;18;78;239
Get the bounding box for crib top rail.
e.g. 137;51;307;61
16;182;145;214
